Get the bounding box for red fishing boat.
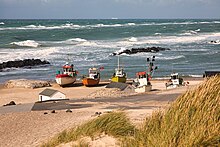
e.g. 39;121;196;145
55;62;78;86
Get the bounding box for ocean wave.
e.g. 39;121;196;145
188;74;203;78
0;22;4;25
208;40;220;45
77;41;98;46
0;47;58;63
128;37;138;42
156;55;185;60
0;22;137;31
65;38;87;43
1;21;220;31
10;40;40;48
140;32;220;45
155;33;161;35
140;21;220;26
0;23;83;31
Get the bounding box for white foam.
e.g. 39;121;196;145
0;23;82;31
155;33;161;35
67;38;87;42
128;37;138;42
181;30;198;36
208;40;220;45
0;47;58;63
93;23;122;28
10;40;40;48
0;22;4;25
1;21;220;31
127;23;136;26
138;32;220;45
189;74;203;78
113;47;127;55
156;55;185;60
76;41;97;46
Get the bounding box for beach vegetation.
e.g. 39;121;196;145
42;76;220;147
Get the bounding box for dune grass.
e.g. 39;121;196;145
41;111;135;147
42;76;220;147
122;76;220;146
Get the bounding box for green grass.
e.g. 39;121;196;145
42;76;220;147
42;111;135;147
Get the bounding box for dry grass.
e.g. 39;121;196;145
42;76;220;147
41;111;135;147
123;76;220;146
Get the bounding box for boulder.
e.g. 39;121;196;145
112;47;170;56
5;79;51;89
0;59;50;71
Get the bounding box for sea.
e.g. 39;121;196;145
0;19;220;83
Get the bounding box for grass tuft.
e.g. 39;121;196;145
41;111;135;147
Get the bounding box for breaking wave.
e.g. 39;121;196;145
156;55;185;60
10;40;40;48
0;47;58;63
128;37;138;42
1;20;220;31
0;22;4;25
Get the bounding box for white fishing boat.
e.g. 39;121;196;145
165;73;184;89
55;62;78;86
133;71;152;93
133;56;157;93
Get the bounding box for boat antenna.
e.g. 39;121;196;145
147;56;157;77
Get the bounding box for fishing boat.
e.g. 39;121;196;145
82;67;100;86
55;62;78;86
165;73;184;89
133;56;157;93
111;56;126;83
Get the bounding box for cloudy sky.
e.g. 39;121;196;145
0;0;220;19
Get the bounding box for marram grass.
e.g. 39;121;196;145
41;111;135;147
123;76;220;146
42;76;220;147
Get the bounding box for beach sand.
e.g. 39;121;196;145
0;78;203;147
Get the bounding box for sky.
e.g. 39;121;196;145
0;0;220;19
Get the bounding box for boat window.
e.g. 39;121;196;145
172;75;177;79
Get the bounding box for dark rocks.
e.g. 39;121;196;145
3;101;16;106
112;47;170;56
51;110;56;113
0;59;50;71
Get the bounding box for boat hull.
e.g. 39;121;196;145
135;85;152;93
55;74;76;86
82;78;100;86
111;76;126;83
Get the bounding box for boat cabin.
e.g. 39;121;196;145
89;68;100;79
59;63;77;77
170;73;180;85
114;68;126;77
63;64;74;73
135;71;149;86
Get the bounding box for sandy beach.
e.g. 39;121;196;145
0;78;203;147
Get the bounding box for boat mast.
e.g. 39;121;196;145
118;55;120;69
